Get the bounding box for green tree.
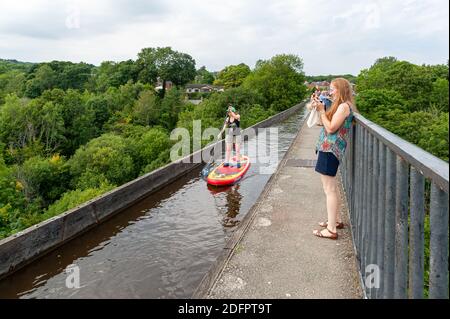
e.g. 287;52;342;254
25;64;57;98
93;60;139;92
38;101;66;153
0;70;26;103
43;182;115;220
68;133;135;187
243;54;307;112
24;61;93;98
159;88;185;130
355;89;406;114
59;89;96;156
356;57;449;162
213;63;251;89
305;74;356;83
430;78;449;112
356;57;440;111
240;104;273;128
137;47;196;98
132;89;160;126
0;150;30;238
0;59;34;74
0;94;28;149
55;61;93;90
16;154;71;207
127;127;172;174
195;66;215;84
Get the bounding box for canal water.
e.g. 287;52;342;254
0;108;306;298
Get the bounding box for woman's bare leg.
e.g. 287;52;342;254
225;143;232;163
319;173;341;233
235;142;240;161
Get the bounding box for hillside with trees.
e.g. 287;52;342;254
355;57;448;162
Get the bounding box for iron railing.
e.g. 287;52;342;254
340;113;449;299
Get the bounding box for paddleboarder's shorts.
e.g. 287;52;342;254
225;131;241;145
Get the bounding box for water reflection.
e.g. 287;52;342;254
207;183;242;228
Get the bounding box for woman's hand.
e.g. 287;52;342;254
315;100;325;112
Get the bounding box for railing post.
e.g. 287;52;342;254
376;142;386;298
394;156;409;298
361;128;369;290
370;135;379;298
384;147;396;298
409;166;425;299
355;124;362;255
350;124;356;222
366;133;374;298
429;183;449;299
357;126;364;269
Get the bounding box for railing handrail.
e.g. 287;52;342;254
342;112;449;299
354;113;449;193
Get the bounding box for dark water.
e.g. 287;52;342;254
0;108;306;299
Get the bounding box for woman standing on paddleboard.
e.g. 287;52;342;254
311;78;358;240
218;103;241;168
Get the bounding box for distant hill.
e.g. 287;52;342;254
0;58;35;73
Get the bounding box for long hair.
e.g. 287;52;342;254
326;78;358;121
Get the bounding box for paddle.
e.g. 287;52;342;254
201;155;216;178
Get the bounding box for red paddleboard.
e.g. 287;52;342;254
207;155;250;186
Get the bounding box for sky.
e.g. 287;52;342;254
0;0;448;75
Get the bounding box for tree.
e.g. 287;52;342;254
23;61;94;98
0;94;28;149
424;63;449;81
355;89;406;115
356;58;438;111
55;61;93;90
68;133;135;187
0;70;26;103
159;88;185;130
43;183;114;220
242;54;307;112
93;60;139;92
356;57;449;162
127;127;172;174
213;63;251;88
430;78;449;112
59;89;96;156
25;64;57;98
38;101;66;153
85;94;112;135
137;47;196;97
132;89;160;126
0;159;29;238
305;74;356;83
0;58;34;74
195;66;215;84
16;154;71;207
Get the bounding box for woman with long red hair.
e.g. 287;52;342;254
311;78;358;240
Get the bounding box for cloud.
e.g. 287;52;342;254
0;0;168;39
0;0;448;75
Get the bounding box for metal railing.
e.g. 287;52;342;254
340;113;449;299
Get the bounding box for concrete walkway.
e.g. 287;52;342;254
206;123;363;299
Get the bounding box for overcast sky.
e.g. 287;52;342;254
0;0;448;75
